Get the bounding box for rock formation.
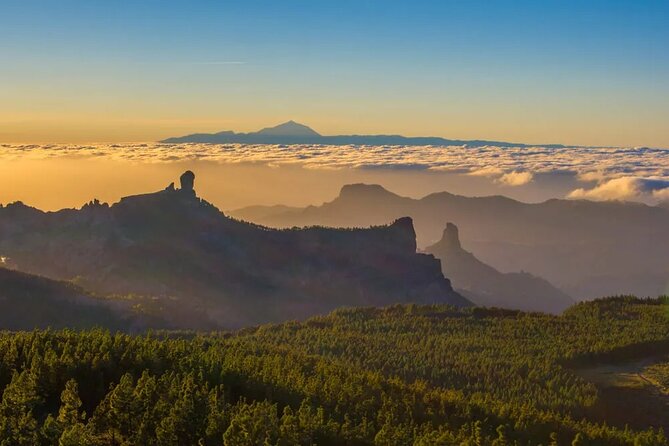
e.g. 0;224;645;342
426;222;573;314
180;170;195;195
441;222;461;250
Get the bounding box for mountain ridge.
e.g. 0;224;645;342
0;172;470;329
228;183;669;300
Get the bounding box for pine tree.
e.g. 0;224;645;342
0;370;42;446
549;432;559;446
59;424;92;446
572;433;585;446
473;420;484;446
58;379;84;427
492;425;508;446
107;373;136;441
278;406;301;446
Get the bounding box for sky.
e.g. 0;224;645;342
1;0;668;146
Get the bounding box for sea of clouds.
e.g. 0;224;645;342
2;143;668;203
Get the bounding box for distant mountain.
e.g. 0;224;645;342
0;172;469;329
426;223;573;313
161;121;568;148
256;120;321;137
0;267;127;330
229;184;669;300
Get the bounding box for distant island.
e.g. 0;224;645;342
161;120;570;148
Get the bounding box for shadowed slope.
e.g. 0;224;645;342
0;267;126;330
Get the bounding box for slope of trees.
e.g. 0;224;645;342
0;296;667;445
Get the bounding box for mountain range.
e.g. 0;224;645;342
161;120;570;148
230;184;669;300
0;171;468;329
426;223;574;313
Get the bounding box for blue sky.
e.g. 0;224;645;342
1;0;668;145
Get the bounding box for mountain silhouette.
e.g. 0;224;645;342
426;223;573;313
0;172;469;328
230;184;669;300
160;121;568;147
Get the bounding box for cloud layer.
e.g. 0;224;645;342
1;143;668;202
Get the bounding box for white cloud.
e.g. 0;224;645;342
568;177;669;202
467;166;504;177
498;171;534;186
577;171;607;183
468;167;533;187
652;187;669;201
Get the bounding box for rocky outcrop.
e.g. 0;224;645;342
426;223;573;314
441;223;461;250
179;170;195;195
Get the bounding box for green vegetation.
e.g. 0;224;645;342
0;296;668;445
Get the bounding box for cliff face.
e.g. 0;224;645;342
0;173;469;328
427;223;573;314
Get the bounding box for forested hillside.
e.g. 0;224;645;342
0;297;667;445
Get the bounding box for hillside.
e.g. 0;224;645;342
0;172;468;329
0;297;667;445
0;267;126;330
230;183;669;300
426;223;574;313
